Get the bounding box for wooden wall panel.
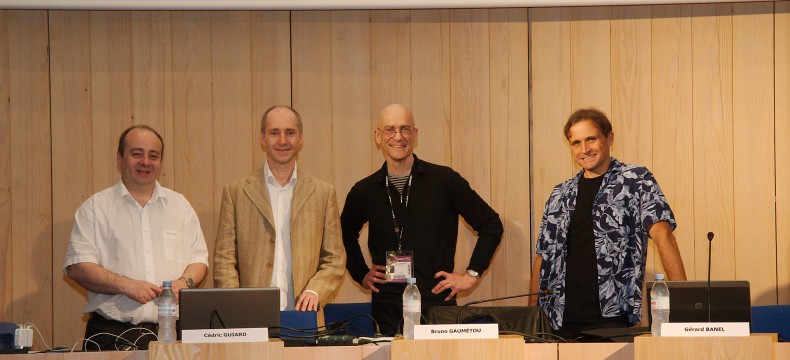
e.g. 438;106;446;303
329;10;372;303
569;7;612;116
777;1;790;305
6;9;52;348
250;11;292;168
488;8;531;305
650;5;695;279
291;11;333;183
172;11;216;288
450;9;493;303
732;2;776;305
368;9;413;177
89;11;133;193
49;10;94;348
410;10;451;167
610;6;652;168
0;10;11;324
370;10;411;172
211;11;255;209
131;11;174;187
691;3;736;282
488;8;509;304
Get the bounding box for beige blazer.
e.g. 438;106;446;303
213;167;346;306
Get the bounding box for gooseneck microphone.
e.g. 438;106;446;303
455;289;554;324
706;231;714;322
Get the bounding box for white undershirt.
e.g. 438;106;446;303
264;161;296;310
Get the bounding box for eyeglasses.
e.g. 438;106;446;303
377;126;414;138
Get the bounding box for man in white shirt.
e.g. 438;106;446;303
64;125;209;350
213;105;345;311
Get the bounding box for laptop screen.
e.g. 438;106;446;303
645;280;751;325
179;288;280;332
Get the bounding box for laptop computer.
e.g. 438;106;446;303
645;280;751;325
179;288;280;334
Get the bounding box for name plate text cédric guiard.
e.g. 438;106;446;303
181;328;269;343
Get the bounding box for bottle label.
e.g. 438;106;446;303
651;297;669;310
159;303;177;316
403;301;421;313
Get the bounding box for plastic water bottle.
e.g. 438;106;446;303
157;281;177;343
402;277;421;339
650;273;670;336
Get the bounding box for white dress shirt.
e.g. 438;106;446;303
64;181;209;324
264;161;297;310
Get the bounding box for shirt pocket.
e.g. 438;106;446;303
162;230;184;262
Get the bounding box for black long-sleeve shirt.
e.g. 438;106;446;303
341;155;504;299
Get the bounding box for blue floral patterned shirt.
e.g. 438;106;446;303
536;158;676;330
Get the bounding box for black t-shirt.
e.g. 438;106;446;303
563;174;605;323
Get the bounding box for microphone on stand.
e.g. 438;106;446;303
455;289;554;324
706;231;714;322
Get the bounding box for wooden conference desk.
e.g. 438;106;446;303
1;340;787;359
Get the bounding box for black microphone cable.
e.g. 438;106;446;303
455;289;554;324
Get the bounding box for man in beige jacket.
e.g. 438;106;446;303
213;105;345;311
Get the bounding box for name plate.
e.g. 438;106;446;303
661;322;750;337
413;324;498;339
181;328;269;343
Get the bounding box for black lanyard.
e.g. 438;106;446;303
385;174;412;251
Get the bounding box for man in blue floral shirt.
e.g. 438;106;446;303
529;109;686;339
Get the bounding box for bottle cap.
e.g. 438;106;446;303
655;273;664;281
163;280;172;287
406;277;416;284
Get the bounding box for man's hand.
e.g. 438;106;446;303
120;278;161;304
171;278;190;302
362;265;387;293
432;271;478;301
295;292;319;311
66;262;161;303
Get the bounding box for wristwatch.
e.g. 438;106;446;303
179;276;196;289
466;269;480;278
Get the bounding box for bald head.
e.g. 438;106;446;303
375;104;418;167
378;104;415;128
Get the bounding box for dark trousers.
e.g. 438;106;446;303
372;292;456;336
83;312;158;351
